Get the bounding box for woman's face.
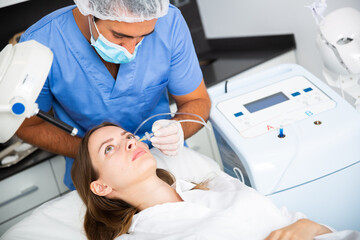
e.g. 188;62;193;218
88;126;156;192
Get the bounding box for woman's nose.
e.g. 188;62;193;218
126;138;137;150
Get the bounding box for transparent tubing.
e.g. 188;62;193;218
133;112;211;136
177;119;211;130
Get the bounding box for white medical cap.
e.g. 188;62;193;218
73;0;169;23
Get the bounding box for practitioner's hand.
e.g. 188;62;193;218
265;219;332;240
151;120;184;156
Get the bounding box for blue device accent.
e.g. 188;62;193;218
12;103;25;115
305;111;314;116
291;92;300;97
304;87;313;92
279;128;284;137
234;112;244;117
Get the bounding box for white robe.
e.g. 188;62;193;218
118;174;306;240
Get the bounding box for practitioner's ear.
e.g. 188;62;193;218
90;180;112;196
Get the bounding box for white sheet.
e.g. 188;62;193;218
119;175;303;240
118;174;360;240
2;147;359;240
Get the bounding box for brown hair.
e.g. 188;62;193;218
71;122;176;240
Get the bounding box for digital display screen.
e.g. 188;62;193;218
244;92;289;113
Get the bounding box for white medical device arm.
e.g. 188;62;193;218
306;0;327;25
315;7;360;111
0;40;78;143
35;109;78;136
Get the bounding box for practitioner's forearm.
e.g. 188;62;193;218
171;80;211;139
173;97;211;139
16;116;81;158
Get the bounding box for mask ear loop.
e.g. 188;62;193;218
91;16;102;36
88;16;96;42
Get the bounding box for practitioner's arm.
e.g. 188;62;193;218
265;219;332;240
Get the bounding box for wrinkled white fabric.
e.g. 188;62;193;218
151;120;184;156
118;174;306;240
73;0;169;22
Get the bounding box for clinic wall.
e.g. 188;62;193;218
0;0;74;49
196;0;360;80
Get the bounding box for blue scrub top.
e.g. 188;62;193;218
20;4;203;190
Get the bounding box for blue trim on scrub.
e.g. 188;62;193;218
20;5;203;190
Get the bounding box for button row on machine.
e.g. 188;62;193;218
291;87;313;97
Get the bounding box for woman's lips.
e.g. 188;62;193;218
132;148;146;161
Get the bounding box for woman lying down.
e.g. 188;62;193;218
72;122;334;240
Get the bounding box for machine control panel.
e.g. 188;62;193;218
216;76;336;138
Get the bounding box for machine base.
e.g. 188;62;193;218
268;161;360;231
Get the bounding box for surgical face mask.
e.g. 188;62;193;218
89;17;142;64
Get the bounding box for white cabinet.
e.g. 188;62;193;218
0;155;68;236
49;155;69;195
0;161;58;224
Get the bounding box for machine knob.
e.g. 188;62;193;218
11;102;25;115
10;97;26;116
